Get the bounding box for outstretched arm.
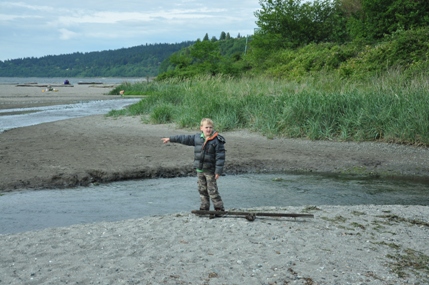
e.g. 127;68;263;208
163;134;196;146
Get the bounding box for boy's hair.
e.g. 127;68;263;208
200;118;214;126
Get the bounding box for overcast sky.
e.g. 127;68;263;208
0;1;260;61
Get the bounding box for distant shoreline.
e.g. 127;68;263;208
0;76;149;85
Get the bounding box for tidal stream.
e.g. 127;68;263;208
1;173;428;235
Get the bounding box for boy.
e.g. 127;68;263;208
161;118;225;212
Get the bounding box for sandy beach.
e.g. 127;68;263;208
1;83;429;284
1;205;428;284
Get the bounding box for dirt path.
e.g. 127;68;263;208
1;85;429;191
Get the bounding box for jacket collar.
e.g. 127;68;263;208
201;131;218;148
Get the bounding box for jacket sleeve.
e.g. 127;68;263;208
169;134;196;146
215;138;226;175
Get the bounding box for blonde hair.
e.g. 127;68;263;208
200;118;214;126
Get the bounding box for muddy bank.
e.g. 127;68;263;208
1;114;429;192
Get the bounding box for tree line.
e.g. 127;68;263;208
251;0;429;53
0;42;194;77
157;0;429;80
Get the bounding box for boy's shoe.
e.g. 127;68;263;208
214;208;225;217
209;208;225;219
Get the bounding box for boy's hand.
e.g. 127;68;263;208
161;138;170;144
215;174;220;179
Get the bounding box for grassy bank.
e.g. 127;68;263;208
108;73;429;146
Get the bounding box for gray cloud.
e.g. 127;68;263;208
0;0;260;60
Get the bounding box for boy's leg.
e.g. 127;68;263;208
197;172;210;210
204;172;224;211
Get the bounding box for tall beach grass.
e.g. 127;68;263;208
108;73;429;146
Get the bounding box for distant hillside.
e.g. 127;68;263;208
0;42;194;77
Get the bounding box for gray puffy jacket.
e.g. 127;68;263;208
169;132;226;175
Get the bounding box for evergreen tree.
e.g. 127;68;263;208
203;33;210;41
220;31;226;40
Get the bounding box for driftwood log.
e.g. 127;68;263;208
191;210;314;221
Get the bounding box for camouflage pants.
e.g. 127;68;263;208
197;172;224;210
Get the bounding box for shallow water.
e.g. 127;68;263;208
1;173;428;235
0;99;140;133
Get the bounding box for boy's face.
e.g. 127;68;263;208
200;122;213;137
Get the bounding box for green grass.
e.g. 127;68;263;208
107;72;429;146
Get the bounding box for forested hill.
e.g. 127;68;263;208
0;41;194;77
